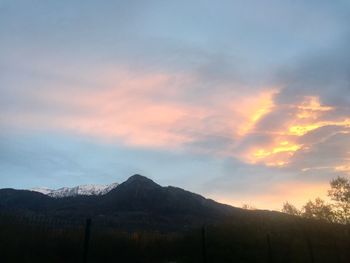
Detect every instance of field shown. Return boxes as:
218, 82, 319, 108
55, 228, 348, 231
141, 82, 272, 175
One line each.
1, 212, 350, 263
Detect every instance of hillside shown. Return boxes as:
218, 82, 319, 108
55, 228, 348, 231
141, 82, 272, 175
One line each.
1, 174, 350, 262
0, 174, 246, 230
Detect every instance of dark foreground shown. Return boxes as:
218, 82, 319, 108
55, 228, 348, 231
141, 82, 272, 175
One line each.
1, 213, 350, 263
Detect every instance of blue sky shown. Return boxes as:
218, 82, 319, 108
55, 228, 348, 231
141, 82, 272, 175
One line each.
1, 0, 350, 209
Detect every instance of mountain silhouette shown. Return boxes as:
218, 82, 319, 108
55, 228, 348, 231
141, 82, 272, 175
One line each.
0, 174, 262, 230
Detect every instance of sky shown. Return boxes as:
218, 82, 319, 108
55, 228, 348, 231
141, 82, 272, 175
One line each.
1, 0, 350, 210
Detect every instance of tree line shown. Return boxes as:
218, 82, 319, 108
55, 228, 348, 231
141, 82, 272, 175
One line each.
282, 176, 350, 224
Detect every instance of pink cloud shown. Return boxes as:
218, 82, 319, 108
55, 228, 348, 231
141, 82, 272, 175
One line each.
6, 67, 277, 150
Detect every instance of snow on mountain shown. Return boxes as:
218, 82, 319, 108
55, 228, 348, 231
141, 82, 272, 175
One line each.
31, 187, 54, 196
31, 182, 119, 198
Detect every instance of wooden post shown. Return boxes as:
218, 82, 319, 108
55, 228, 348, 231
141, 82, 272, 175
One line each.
82, 218, 92, 263
305, 236, 315, 263
201, 226, 207, 263
266, 233, 273, 263
334, 239, 341, 263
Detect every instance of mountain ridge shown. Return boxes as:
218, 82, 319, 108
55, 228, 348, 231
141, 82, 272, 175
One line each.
0, 174, 275, 231
30, 182, 119, 198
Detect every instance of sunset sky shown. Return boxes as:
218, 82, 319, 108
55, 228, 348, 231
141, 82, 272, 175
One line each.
1, 0, 349, 209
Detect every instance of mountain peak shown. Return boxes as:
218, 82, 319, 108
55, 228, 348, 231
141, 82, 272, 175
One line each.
122, 174, 160, 188
128, 173, 146, 179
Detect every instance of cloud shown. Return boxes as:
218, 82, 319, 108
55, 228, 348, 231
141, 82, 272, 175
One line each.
291, 128, 350, 175
0, 60, 278, 148
275, 34, 350, 108
1, 0, 350, 210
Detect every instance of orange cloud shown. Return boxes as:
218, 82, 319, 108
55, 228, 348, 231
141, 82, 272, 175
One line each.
4, 66, 348, 181
239, 95, 350, 168
235, 89, 277, 136
288, 120, 350, 136
335, 165, 350, 175
297, 96, 333, 112
243, 144, 301, 167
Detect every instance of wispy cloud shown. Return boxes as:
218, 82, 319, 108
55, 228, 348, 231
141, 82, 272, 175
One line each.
1, 0, 350, 209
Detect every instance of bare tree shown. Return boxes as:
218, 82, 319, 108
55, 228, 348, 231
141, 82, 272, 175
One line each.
302, 198, 335, 223
282, 202, 301, 216
328, 177, 350, 224
282, 176, 350, 224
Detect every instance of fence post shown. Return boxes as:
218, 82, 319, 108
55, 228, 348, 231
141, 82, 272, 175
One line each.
266, 233, 273, 263
201, 226, 207, 263
305, 235, 315, 263
334, 239, 341, 263
82, 218, 92, 263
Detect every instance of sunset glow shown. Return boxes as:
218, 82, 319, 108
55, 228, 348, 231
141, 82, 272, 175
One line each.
236, 89, 277, 136
1, 0, 350, 210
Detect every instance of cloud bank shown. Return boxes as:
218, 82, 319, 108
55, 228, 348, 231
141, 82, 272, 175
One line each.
1, 0, 349, 209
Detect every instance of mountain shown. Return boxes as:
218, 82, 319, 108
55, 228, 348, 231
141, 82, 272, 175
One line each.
31, 182, 119, 198
101, 174, 236, 216
0, 174, 260, 231
1, 175, 346, 262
